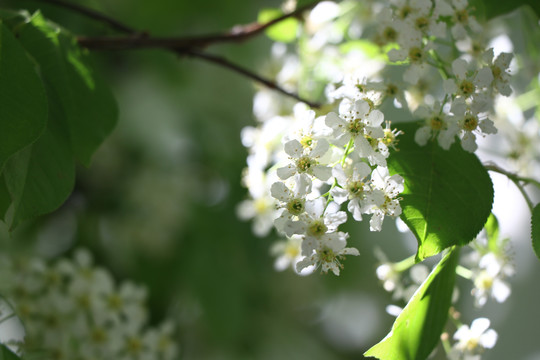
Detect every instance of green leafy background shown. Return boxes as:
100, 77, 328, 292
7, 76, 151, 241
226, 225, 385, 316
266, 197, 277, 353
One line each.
0, 1, 539, 360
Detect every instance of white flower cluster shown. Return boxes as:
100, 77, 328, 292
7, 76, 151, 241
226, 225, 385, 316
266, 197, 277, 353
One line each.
0, 249, 178, 360
374, 0, 513, 152
241, 95, 404, 275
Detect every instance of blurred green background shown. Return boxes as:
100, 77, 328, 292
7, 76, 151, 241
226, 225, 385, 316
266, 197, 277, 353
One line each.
1, 1, 540, 359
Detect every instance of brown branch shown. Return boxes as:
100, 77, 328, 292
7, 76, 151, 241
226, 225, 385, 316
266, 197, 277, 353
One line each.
30, 0, 322, 108
77, 2, 321, 50
184, 50, 321, 109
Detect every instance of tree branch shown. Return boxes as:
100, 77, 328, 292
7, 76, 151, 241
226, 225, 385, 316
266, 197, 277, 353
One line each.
30, 0, 322, 108
184, 50, 321, 109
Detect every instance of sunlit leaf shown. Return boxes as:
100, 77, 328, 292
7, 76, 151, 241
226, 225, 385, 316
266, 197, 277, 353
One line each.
258, 8, 299, 43
0, 21, 47, 170
485, 213, 500, 252
387, 122, 493, 261
14, 11, 118, 167
364, 248, 459, 360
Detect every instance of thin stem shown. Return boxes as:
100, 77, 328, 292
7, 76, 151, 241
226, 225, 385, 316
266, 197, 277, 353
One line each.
31, 0, 136, 34
393, 254, 416, 272
485, 163, 538, 212
455, 265, 473, 279
341, 139, 354, 166
185, 49, 321, 108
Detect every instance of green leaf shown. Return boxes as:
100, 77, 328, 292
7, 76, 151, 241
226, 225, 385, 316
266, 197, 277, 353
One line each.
0, 21, 47, 170
0, 344, 19, 360
14, 12, 118, 166
4, 88, 75, 228
485, 213, 500, 253
471, 0, 540, 20
258, 8, 299, 43
387, 122, 493, 261
532, 203, 540, 260
365, 249, 459, 360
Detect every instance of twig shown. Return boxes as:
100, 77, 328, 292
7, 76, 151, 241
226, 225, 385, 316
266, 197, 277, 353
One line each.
485, 163, 538, 213
77, 1, 322, 50
31, 0, 322, 108
184, 50, 321, 109
32, 0, 136, 34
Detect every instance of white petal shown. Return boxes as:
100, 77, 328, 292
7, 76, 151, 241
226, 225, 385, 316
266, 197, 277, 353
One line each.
332, 164, 348, 185
452, 58, 468, 79
480, 329, 498, 349
492, 279, 511, 303
312, 165, 332, 181
354, 136, 373, 157
495, 52, 513, 69
482, 48, 495, 63
277, 165, 297, 180
475, 67, 494, 88
479, 119, 497, 134
366, 110, 384, 127
325, 112, 346, 129
306, 198, 325, 218
353, 162, 372, 180
370, 212, 384, 231
325, 211, 347, 228
341, 247, 360, 256
331, 187, 349, 205
403, 64, 422, 85
415, 126, 432, 146
236, 200, 255, 219
284, 139, 304, 158
451, 23, 467, 39
354, 100, 371, 117
443, 79, 458, 94
434, 0, 453, 16
431, 21, 447, 38
284, 220, 307, 237
461, 131, 477, 152
470, 318, 491, 336
270, 181, 291, 201
365, 126, 384, 139
410, 264, 429, 284
453, 324, 470, 341
310, 138, 329, 158
388, 48, 408, 62
296, 256, 315, 273
348, 199, 364, 221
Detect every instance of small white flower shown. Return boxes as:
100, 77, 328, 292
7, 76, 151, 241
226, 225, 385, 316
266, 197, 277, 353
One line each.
471, 252, 513, 307
451, 97, 497, 152
331, 163, 383, 221
270, 236, 305, 273
367, 167, 404, 231
444, 59, 493, 98
449, 318, 498, 360
296, 232, 359, 275
277, 139, 332, 181
414, 102, 459, 149
482, 48, 513, 96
